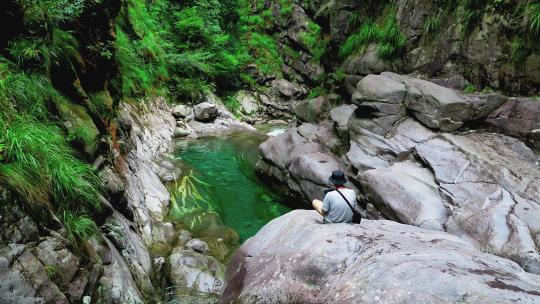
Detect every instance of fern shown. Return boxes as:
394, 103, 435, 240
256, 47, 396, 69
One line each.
525, 3, 540, 35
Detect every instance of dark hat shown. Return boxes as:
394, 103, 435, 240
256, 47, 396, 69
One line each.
329, 170, 347, 185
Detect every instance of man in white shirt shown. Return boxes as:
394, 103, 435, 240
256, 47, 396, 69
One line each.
312, 170, 357, 223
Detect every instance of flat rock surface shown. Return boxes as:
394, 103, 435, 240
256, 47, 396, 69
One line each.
221, 210, 540, 304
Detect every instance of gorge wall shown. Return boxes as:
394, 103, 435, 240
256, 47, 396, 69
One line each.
1, 0, 540, 303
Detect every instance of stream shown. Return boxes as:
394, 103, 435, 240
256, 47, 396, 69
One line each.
170, 129, 291, 242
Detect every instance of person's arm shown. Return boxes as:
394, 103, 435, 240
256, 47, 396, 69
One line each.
312, 199, 325, 215
321, 194, 331, 215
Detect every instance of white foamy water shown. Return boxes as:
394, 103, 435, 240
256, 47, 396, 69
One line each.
266, 128, 286, 137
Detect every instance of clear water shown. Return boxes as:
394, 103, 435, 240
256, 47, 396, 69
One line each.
172, 130, 291, 242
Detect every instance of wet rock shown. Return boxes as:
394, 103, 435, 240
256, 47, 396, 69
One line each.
343, 44, 392, 76
415, 132, 540, 273
352, 74, 407, 112
194, 102, 219, 123
430, 74, 469, 91
167, 248, 225, 295
101, 212, 154, 296
176, 230, 193, 248
151, 222, 176, 249
94, 237, 145, 304
100, 166, 125, 199
221, 210, 540, 304
330, 104, 357, 138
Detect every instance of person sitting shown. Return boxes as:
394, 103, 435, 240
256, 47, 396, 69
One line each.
312, 170, 358, 223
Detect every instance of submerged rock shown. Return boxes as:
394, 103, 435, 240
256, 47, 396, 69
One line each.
221, 210, 540, 304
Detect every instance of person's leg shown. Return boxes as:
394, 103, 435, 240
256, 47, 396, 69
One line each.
312, 199, 324, 215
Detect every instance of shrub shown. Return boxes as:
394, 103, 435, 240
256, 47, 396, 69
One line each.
224, 95, 242, 116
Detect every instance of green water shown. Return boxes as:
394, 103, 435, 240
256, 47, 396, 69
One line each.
172, 130, 291, 241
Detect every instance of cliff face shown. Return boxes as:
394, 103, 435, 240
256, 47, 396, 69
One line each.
247, 0, 539, 96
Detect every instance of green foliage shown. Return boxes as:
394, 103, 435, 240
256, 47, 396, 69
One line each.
307, 87, 328, 99
18, 0, 85, 31
7, 29, 79, 72
247, 32, 283, 75
339, 22, 380, 58
299, 21, 328, 62
0, 118, 101, 211
60, 210, 97, 242
464, 84, 478, 93
224, 95, 242, 117
0, 63, 54, 120
339, 11, 406, 61
279, 0, 294, 16
422, 16, 441, 34
510, 37, 529, 70
115, 0, 169, 98
67, 126, 95, 145
377, 15, 407, 60
45, 265, 60, 280
525, 3, 540, 35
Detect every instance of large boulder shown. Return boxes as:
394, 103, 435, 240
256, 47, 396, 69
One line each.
361, 161, 447, 231
235, 91, 260, 115
271, 79, 306, 99
352, 74, 407, 114
382, 72, 473, 131
193, 102, 219, 122
415, 132, 540, 273
487, 98, 540, 149
293, 96, 331, 123
330, 104, 357, 137
222, 210, 540, 304
167, 246, 225, 296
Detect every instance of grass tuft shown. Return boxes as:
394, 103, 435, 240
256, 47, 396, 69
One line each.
525, 3, 540, 35
60, 210, 97, 242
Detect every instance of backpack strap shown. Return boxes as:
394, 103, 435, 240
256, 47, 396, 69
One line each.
335, 189, 356, 214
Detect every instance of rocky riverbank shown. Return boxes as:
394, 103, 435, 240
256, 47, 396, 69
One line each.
224, 71, 540, 303
222, 210, 540, 304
